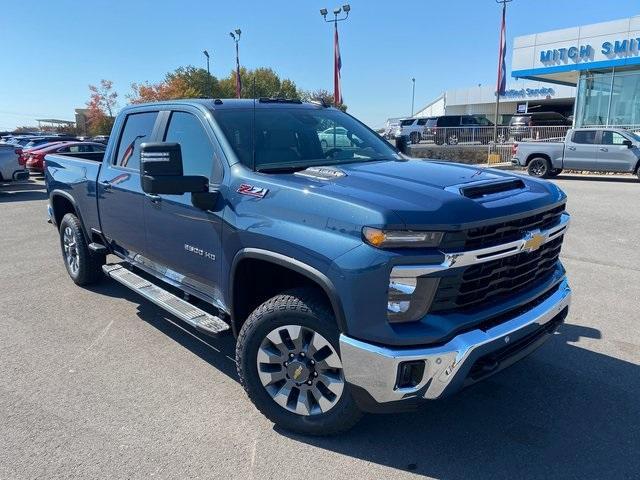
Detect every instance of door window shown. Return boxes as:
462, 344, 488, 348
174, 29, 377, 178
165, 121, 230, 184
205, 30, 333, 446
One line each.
164, 111, 220, 182
601, 131, 627, 145
115, 111, 158, 170
572, 130, 597, 144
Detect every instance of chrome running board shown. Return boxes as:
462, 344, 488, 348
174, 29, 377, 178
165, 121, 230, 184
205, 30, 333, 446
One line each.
102, 264, 229, 335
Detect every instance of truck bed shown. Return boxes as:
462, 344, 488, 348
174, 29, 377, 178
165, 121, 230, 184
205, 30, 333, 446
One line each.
45, 152, 104, 235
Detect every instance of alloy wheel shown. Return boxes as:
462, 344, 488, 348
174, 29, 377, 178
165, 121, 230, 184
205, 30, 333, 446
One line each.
256, 324, 345, 416
62, 226, 80, 275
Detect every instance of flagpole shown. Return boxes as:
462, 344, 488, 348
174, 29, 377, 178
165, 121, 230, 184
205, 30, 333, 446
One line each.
320, 5, 350, 107
494, 0, 512, 143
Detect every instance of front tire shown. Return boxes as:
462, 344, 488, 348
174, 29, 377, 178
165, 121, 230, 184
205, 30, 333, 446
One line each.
59, 213, 105, 286
527, 157, 551, 178
236, 289, 362, 435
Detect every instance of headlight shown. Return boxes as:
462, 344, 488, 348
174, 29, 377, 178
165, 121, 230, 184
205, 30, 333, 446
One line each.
363, 227, 443, 249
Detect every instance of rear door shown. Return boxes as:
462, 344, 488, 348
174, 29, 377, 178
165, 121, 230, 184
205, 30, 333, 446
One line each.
98, 110, 160, 259
143, 108, 225, 304
597, 130, 638, 172
563, 129, 598, 170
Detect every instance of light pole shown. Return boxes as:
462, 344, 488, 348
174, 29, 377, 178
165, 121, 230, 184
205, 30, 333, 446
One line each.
411, 77, 416, 117
203, 50, 211, 96
229, 29, 242, 98
493, 0, 512, 143
320, 4, 350, 107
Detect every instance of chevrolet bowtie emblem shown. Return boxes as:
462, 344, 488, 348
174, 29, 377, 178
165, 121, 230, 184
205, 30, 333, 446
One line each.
523, 231, 545, 252
293, 365, 303, 380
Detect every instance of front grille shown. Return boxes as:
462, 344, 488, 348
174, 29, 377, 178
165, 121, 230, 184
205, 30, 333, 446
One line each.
442, 203, 566, 251
430, 235, 564, 313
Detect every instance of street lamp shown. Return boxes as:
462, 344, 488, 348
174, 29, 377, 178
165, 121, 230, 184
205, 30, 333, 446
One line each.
411, 78, 416, 117
202, 50, 210, 75
320, 5, 351, 106
202, 50, 212, 96
230, 29, 242, 98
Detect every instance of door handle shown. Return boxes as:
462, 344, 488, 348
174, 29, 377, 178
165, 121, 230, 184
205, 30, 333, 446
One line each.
567, 146, 576, 151
99, 180, 111, 191
145, 193, 162, 204
599, 147, 608, 152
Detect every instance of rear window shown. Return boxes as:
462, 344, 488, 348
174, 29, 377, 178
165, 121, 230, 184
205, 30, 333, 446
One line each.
572, 130, 597, 144
400, 119, 415, 126
439, 116, 459, 127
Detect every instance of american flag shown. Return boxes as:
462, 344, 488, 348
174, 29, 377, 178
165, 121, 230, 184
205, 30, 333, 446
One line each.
334, 23, 342, 106
496, 4, 507, 96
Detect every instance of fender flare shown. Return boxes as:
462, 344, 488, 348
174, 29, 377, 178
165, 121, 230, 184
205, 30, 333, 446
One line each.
229, 248, 348, 335
49, 190, 90, 241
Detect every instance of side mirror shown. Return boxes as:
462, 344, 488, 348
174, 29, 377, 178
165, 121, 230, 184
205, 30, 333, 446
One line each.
395, 135, 409, 155
622, 139, 633, 148
140, 142, 208, 195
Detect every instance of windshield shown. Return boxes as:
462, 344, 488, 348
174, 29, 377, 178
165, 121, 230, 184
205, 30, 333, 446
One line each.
213, 107, 399, 171
628, 131, 640, 142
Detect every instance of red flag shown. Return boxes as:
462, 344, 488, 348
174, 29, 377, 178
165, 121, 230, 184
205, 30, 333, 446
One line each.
334, 23, 342, 106
496, 4, 507, 96
235, 43, 242, 98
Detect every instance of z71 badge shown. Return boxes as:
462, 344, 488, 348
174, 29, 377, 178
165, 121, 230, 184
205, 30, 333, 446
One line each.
237, 183, 268, 198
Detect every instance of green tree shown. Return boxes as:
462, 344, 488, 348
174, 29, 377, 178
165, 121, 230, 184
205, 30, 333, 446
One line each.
300, 88, 347, 111
218, 67, 300, 99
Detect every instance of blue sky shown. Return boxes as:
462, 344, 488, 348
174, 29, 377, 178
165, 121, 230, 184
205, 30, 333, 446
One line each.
0, 0, 638, 130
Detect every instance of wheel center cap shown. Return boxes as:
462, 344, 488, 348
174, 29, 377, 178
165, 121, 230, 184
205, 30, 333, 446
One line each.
286, 361, 310, 383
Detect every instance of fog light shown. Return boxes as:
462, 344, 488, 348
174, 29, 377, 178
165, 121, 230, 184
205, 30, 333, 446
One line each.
396, 361, 426, 389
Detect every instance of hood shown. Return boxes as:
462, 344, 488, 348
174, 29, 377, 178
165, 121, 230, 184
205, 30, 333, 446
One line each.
283, 159, 566, 229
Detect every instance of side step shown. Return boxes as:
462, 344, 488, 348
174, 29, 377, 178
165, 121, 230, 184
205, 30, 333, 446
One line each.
89, 242, 108, 253
102, 264, 229, 335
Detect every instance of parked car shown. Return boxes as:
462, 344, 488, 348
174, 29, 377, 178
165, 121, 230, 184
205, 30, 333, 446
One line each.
26, 142, 106, 173
18, 141, 67, 166
90, 135, 110, 144
22, 135, 79, 150
509, 112, 572, 141
424, 115, 496, 145
45, 98, 571, 435
318, 126, 360, 148
512, 127, 640, 178
0, 143, 29, 182
391, 118, 431, 144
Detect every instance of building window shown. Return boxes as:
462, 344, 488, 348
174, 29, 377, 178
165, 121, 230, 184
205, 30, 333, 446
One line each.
576, 67, 640, 128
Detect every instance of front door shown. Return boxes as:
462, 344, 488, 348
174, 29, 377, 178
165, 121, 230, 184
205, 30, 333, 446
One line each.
562, 129, 598, 171
98, 110, 160, 259
143, 109, 225, 306
597, 130, 639, 172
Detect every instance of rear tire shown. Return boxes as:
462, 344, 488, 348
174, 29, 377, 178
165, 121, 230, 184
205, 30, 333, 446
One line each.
59, 213, 105, 286
527, 157, 551, 178
236, 289, 362, 435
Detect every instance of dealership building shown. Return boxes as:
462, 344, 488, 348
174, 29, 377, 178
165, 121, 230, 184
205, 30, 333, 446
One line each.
415, 15, 640, 127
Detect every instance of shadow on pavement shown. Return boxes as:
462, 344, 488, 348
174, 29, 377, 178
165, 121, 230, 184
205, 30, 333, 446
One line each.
85, 277, 639, 478
556, 174, 638, 184
280, 321, 639, 479
86, 278, 239, 382
0, 180, 47, 202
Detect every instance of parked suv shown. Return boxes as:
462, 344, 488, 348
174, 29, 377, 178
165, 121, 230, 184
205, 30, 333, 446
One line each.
424, 115, 495, 145
394, 118, 430, 144
509, 112, 571, 141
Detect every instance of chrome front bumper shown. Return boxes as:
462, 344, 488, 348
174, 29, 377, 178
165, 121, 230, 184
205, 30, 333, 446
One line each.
340, 277, 571, 404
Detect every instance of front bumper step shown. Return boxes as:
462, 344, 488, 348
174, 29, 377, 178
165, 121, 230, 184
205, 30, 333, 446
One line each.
102, 264, 229, 335
339, 277, 571, 404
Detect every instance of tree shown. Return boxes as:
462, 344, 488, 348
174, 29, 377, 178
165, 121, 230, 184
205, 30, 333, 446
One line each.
129, 66, 219, 103
86, 80, 118, 135
300, 88, 347, 111
218, 67, 299, 99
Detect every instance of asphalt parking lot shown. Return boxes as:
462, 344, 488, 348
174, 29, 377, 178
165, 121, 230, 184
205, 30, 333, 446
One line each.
1, 175, 638, 479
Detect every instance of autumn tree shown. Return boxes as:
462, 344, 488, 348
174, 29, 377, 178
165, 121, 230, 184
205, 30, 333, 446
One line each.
129, 66, 218, 103
86, 80, 118, 135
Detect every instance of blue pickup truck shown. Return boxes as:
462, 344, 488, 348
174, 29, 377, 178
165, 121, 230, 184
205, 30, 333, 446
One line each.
45, 99, 571, 435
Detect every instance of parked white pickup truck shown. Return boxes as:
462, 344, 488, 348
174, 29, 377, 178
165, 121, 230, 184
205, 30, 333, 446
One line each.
512, 128, 640, 179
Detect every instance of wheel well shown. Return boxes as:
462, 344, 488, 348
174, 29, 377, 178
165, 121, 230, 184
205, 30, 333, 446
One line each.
526, 153, 551, 166
51, 194, 77, 227
231, 258, 333, 336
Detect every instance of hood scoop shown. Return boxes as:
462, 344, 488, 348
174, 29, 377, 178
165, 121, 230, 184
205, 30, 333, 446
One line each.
457, 179, 526, 199
295, 166, 347, 181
